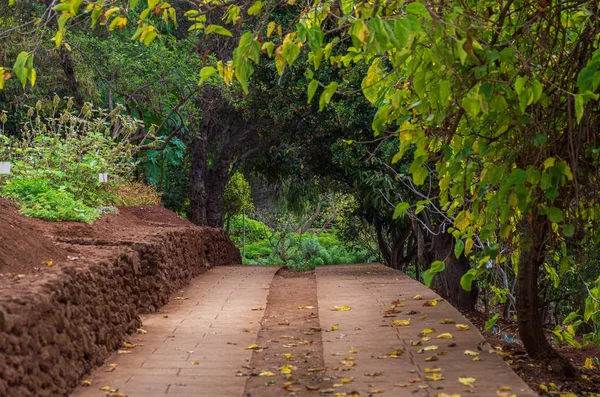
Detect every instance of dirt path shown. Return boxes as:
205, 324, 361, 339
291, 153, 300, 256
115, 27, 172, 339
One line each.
243, 269, 333, 397
71, 264, 537, 397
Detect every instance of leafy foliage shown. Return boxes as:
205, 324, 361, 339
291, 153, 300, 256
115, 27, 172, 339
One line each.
0, 98, 138, 222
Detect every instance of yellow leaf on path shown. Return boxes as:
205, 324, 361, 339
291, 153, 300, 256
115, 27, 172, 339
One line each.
341, 378, 353, 383
422, 336, 431, 341
100, 386, 111, 391
279, 364, 296, 374
122, 342, 136, 349
423, 345, 439, 351
283, 353, 293, 359
191, 361, 199, 365
244, 344, 262, 350
44, 260, 53, 267
370, 390, 385, 394
117, 350, 131, 354
455, 324, 470, 331
330, 324, 339, 331
411, 340, 422, 346
259, 371, 276, 377
425, 373, 444, 381
440, 319, 456, 324
81, 378, 92, 386
136, 328, 147, 334
307, 367, 326, 372
341, 360, 356, 367
333, 305, 351, 311
174, 296, 188, 300
584, 357, 596, 369
498, 386, 511, 391
425, 356, 439, 362
298, 305, 314, 309
389, 349, 404, 357
424, 367, 442, 373
458, 377, 476, 386
392, 319, 411, 326
420, 328, 436, 335
436, 333, 453, 339
252, 307, 265, 311
423, 300, 437, 307
464, 350, 479, 356
348, 348, 357, 354
283, 382, 301, 392
414, 294, 423, 300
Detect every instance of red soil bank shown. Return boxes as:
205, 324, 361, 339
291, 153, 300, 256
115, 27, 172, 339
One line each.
0, 199, 241, 396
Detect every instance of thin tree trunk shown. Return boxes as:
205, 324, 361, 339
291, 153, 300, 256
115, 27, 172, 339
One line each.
59, 47, 83, 107
516, 211, 576, 377
189, 135, 208, 226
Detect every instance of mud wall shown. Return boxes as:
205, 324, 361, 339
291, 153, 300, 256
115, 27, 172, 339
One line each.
0, 227, 241, 396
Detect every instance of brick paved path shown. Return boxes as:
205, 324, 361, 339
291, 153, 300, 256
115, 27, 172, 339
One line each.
317, 264, 537, 396
71, 266, 278, 397
72, 264, 536, 397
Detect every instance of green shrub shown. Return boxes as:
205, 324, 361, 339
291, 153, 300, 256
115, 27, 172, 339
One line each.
0, 99, 140, 222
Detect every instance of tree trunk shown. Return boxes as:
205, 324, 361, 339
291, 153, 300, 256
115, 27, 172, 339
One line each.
516, 211, 576, 377
189, 135, 208, 225
59, 47, 84, 107
431, 232, 478, 311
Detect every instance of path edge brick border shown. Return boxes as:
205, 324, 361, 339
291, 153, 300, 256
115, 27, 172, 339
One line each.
0, 227, 241, 397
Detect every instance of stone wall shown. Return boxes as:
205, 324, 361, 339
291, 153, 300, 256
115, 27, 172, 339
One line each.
0, 227, 241, 396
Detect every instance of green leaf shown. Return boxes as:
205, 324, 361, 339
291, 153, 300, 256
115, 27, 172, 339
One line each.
460, 269, 477, 292
198, 66, 216, 85
261, 41, 275, 57
546, 207, 564, 223
307, 80, 318, 104
454, 240, 465, 258
319, 82, 338, 111
574, 94, 584, 124
484, 314, 499, 332
205, 25, 233, 37
405, 2, 431, 20
412, 166, 428, 185
129, 0, 140, 10
247, 1, 263, 15
422, 260, 445, 287
393, 202, 410, 219
514, 76, 526, 94
562, 224, 575, 237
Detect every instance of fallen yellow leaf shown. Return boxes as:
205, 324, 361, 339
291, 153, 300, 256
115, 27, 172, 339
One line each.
455, 324, 470, 331
44, 260, 53, 267
498, 386, 511, 391
244, 344, 262, 350
330, 324, 339, 331
436, 333, 453, 339
259, 371, 276, 377
100, 386, 111, 391
559, 393, 578, 397
584, 357, 596, 369
422, 345, 439, 351
298, 305, 315, 309
424, 367, 442, 373
341, 378, 353, 383
425, 356, 439, 362
414, 294, 423, 300
440, 319, 456, 324
283, 353, 293, 359
174, 296, 188, 300
122, 342, 136, 349
116, 350, 131, 354
458, 377, 476, 386
370, 390, 385, 394
392, 319, 411, 326
191, 361, 199, 365
423, 300, 437, 307
136, 328, 147, 334
425, 373, 444, 381
389, 349, 404, 357
420, 328, 436, 335
333, 305, 351, 311
348, 348, 357, 354
279, 364, 296, 374
81, 378, 92, 386
464, 350, 479, 356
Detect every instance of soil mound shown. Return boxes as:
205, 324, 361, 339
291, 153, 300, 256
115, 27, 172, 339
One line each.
0, 199, 68, 274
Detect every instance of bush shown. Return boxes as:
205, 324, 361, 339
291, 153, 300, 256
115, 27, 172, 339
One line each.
0, 99, 142, 222
108, 180, 162, 206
